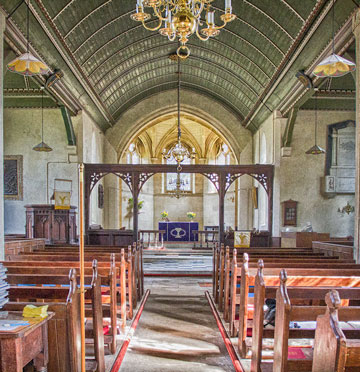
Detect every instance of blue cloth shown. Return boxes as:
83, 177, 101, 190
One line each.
159, 221, 199, 241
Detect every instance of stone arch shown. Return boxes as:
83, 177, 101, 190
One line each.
105, 90, 252, 163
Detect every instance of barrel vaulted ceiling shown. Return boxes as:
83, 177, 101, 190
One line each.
0, 0, 358, 132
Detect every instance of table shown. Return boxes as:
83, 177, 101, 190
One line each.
159, 221, 199, 242
0, 311, 54, 372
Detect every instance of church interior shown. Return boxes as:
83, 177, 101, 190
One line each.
1, 0, 360, 371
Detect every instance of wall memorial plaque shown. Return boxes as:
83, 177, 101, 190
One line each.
4, 155, 23, 200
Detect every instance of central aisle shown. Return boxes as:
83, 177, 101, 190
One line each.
119, 277, 236, 372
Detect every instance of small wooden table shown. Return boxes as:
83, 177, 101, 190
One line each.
0, 311, 54, 372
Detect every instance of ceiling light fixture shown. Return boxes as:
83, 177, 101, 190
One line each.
7, 0, 50, 76
306, 91, 325, 155
162, 55, 196, 170
131, 0, 235, 59
313, 0, 355, 77
33, 88, 52, 152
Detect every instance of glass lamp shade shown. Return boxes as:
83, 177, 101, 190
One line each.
7, 52, 50, 76
33, 141, 52, 152
305, 144, 326, 155
313, 54, 355, 77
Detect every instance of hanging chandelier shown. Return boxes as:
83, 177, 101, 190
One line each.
33, 88, 52, 152
162, 55, 196, 170
131, 0, 235, 59
7, 0, 50, 76
169, 173, 188, 199
313, 0, 355, 77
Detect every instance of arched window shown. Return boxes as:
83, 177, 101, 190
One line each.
216, 142, 231, 165
126, 142, 141, 164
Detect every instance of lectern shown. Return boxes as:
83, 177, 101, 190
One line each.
25, 204, 77, 245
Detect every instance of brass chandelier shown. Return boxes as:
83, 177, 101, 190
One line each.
131, 0, 235, 58
162, 56, 196, 170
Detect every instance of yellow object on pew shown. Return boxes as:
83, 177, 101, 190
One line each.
22, 305, 49, 319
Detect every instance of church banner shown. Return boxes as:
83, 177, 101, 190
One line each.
234, 231, 251, 248
54, 191, 71, 210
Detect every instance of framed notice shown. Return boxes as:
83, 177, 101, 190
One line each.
234, 231, 251, 248
4, 155, 23, 200
54, 191, 71, 210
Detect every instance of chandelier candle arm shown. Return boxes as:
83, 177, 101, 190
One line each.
131, 0, 235, 58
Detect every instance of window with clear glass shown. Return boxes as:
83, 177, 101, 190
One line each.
127, 143, 141, 164
166, 156, 192, 191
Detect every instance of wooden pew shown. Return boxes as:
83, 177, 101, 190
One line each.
8, 249, 138, 318
214, 245, 353, 308
5, 268, 104, 372
272, 271, 360, 372
222, 250, 358, 326
312, 290, 360, 372
6, 259, 119, 354
250, 264, 360, 371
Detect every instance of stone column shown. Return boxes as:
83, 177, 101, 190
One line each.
353, 10, 360, 262
272, 111, 286, 245
0, 13, 5, 260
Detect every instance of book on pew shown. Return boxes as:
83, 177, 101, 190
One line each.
0, 264, 9, 311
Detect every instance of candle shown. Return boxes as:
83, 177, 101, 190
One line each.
137, 0, 143, 6
165, 6, 172, 24
225, 0, 231, 8
207, 11, 214, 25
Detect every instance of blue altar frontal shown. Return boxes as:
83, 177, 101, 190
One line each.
159, 222, 199, 242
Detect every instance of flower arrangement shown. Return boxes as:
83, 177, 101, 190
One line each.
160, 211, 169, 220
187, 211, 196, 220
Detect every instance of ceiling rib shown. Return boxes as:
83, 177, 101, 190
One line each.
33, 0, 115, 124
63, 0, 112, 39
97, 52, 261, 100
87, 33, 273, 82
111, 82, 244, 120
74, 19, 278, 70
243, 0, 328, 128
280, 0, 305, 22
103, 70, 254, 113
242, 0, 295, 40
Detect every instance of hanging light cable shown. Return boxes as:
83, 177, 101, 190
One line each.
7, 0, 50, 76
306, 90, 326, 155
313, 0, 355, 77
162, 54, 196, 171
33, 88, 53, 152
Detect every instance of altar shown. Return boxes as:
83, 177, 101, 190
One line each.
159, 221, 199, 242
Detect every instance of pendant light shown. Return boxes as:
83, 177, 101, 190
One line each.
33, 88, 52, 152
313, 0, 355, 77
7, 0, 50, 76
162, 54, 196, 171
306, 91, 325, 155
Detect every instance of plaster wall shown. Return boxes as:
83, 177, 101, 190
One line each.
280, 110, 355, 237
4, 108, 79, 234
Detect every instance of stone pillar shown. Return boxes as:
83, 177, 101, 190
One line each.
353, 10, 360, 262
272, 111, 286, 244
0, 14, 5, 260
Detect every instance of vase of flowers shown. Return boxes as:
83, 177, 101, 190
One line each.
161, 211, 169, 221
187, 211, 196, 221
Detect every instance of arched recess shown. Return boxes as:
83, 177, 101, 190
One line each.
105, 90, 252, 163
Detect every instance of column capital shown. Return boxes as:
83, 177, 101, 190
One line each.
353, 8, 360, 36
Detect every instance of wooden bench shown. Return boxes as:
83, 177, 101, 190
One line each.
5, 268, 104, 372
250, 269, 360, 371
219, 249, 356, 321
7, 249, 139, 318
312, 290, 360, 372
6, 259, 119, 355
214, 245, 352, 307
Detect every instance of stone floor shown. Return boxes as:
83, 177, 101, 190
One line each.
118, 277, 236, 372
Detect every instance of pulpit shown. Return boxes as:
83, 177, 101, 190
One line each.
159, 221, 199, 242
25, 204, 77, 245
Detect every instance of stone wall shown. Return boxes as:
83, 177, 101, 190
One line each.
4, 108, 118, 234
255, 110, 356, 238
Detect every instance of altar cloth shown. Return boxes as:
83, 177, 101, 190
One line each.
159, 222, 199, 242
